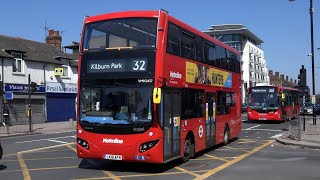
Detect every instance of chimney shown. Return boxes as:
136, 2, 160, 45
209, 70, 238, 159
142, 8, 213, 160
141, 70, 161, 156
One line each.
275, 72, 279, 78
280, 74, 284, 80
46, 30, 62, 50
294, 80, 297, 84
286, 76, 288, 81
269, 70, 273, 75
290, 78, 293, 82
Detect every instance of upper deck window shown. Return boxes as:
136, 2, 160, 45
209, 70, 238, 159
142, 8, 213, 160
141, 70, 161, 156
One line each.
83, 18, 157, 51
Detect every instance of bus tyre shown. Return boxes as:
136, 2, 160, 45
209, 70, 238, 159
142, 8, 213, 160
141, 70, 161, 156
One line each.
223, 126, 230, 146
182, 137, 194, 163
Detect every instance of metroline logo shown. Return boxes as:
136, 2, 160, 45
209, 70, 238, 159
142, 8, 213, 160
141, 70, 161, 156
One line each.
170, 71, 182, 79
102, 138, 124, 144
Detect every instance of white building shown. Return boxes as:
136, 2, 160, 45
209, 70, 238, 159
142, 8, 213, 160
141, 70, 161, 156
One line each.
0, 31, 78, 124
204, 24, 269, 103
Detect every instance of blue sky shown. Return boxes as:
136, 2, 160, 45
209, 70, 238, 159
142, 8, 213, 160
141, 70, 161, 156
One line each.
1, 0, 320, 91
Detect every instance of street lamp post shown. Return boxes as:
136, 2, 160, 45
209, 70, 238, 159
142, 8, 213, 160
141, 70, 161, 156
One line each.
290, 0, 316, 125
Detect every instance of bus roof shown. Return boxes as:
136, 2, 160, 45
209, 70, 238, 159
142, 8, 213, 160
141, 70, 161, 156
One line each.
84, 10, 240, 55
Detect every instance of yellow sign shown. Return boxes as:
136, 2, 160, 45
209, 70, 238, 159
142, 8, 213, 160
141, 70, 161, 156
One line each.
281, 93, 286, 99
54, 68, 64, 76
186, 62, 232, 88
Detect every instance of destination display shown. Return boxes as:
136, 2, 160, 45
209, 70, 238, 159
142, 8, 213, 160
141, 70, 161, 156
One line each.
251, 88, 275, 93
87, 58, 148, 73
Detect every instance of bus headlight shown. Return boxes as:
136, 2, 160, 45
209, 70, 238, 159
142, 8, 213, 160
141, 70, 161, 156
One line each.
77, 138, 89, 150
139, 140, 159, 153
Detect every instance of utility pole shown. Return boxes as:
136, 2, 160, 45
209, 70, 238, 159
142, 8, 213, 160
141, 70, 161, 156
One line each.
28, 74, 32, 132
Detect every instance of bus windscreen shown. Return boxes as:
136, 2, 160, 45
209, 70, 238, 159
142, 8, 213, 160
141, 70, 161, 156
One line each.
83, 18, 158, 51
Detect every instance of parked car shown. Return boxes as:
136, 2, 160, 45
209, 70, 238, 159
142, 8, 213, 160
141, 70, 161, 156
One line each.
301, 102, 314, 115
300, 102, 320, 115
0, 140, 2, 160
242, 103, 247, 113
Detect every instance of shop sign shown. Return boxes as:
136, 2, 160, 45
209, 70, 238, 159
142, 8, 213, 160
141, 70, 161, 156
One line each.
46, 82, 77, 93
5, 83, 45, 93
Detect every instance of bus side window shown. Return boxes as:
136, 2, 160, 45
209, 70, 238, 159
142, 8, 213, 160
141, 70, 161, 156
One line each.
167, 23, 181, 56
181, 31, 196, 60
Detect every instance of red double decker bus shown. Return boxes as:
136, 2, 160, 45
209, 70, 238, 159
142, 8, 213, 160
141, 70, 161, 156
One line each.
247, 86, 300, 121
77, 10, 241, 163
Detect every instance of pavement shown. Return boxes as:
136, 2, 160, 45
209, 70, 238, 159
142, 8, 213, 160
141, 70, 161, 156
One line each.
276, 131, 320, 149
0, 120, 76, 138
276, 118, 320, 149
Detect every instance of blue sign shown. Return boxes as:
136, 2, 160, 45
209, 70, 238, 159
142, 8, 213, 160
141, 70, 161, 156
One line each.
5, 92, 13, 100
5, 83, 45, 93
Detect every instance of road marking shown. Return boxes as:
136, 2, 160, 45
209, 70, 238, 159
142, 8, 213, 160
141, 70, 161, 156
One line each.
243, 129, 282, 132
0, 130, 76, 140
17, 152, 31, 180
203, 154, 229, 162
175, 166, 200, 177
1, 156, 76, 162
192, 156, 237, 161
74, 170, 210, 180
29, 166, 78, 171
223, 146, 250, 152
18, 142, 75, 154
194, 140, 274, 180
270, 132, 285, 139
101, 171, 121, 180
238, 139, 256, 143
15, 135, 75, 144
246, 125, 260, 130
47, 139, 69, 144
65, 144, 77, 153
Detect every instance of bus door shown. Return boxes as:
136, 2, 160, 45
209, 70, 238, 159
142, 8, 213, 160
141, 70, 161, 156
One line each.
205, 92, 216, 147
163, 89, 181, 161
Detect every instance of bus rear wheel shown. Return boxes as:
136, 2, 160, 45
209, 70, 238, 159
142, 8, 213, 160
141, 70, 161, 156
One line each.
223, 125, 230, 146
182, 137, 194, 163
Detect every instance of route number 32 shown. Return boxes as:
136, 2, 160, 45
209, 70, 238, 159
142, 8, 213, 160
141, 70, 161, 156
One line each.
132, 60, 146, 71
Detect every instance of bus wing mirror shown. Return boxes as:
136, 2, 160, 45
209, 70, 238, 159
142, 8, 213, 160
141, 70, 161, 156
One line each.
153, 88, 162, 104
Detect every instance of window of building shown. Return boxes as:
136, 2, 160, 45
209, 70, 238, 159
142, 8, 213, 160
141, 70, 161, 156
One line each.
12, 52, 24, 74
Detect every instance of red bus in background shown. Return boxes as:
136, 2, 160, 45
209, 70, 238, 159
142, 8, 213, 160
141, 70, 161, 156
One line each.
247, 86, 300, 121
76, 10, 241, 164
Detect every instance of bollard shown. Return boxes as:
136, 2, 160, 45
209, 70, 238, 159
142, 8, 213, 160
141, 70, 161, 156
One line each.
69, 118, 73, 127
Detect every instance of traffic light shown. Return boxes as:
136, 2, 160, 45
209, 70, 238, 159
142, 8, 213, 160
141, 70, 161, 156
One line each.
30, 82, 37, 93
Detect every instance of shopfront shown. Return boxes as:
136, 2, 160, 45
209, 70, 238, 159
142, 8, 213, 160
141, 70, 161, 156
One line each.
4, 83, 46, 125
46, 82, 77, 122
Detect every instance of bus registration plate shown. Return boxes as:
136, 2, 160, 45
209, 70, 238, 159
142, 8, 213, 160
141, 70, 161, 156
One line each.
104, 154, 122, 160
259, 118, 267, 120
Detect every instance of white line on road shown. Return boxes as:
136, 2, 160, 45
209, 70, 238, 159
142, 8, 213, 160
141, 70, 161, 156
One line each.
15, 135, 75, 144
270, 132, 285, 139
243, 129, 282, 132
47, 139, 68, 144
246, 125, 260, 130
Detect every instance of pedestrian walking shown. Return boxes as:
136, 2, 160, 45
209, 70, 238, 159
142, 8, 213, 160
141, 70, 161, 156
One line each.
3, 103, 10, 126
